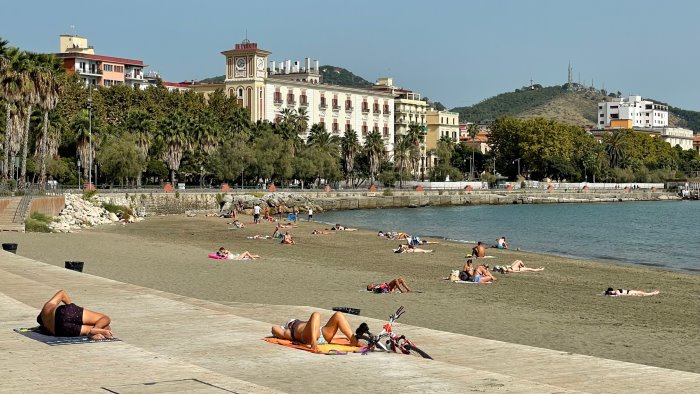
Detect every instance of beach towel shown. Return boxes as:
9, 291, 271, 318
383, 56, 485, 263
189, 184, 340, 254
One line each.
263, 337, 361, 354
14, 327, 121, 346
452, 280, 492, 284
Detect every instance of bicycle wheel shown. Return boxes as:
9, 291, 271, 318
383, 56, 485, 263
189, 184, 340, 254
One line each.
404, 344, 433, 360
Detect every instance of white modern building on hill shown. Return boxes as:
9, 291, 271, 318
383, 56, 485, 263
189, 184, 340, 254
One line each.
597, 95, 668, 129
596, 95, 693, 150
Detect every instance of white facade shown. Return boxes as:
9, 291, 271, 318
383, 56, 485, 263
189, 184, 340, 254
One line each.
597, 95, 668, 128
657, 127, 694, 150
264, 79, 395, 154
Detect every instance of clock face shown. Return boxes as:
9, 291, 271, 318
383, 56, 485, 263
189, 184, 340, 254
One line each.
235, 57, 246, 70
257, 58, 265, 71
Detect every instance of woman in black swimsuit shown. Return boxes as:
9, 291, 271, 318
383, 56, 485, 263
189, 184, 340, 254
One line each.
36, 289, 113, 339
604, 287, 660, 296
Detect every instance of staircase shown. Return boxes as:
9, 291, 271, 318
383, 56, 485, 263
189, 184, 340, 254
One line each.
0, 197, 25, 232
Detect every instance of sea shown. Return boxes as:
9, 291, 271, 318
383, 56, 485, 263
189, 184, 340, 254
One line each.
316, 200, 700, 274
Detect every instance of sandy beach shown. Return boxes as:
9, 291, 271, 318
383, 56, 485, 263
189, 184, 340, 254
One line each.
5, 214, 700, 373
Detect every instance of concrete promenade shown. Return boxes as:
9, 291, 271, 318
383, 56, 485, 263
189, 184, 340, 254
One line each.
1, 252, 698, 393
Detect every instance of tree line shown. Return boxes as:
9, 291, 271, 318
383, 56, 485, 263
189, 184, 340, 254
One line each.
2, 38, 699, 191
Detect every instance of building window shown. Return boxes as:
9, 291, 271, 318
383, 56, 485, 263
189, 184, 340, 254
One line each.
346, 122, 352, 132
383, 126, 389, 137
332, 120, 339, 132
332, 96, 340, 110
320, 96, 327, 109
300, 93, 308, 106
274, 91, 282, 104
319, 118, 325, 130
287, 93, 295, 104
104, 64, 113, 72
345, 99, 353, 111
362, 101, 369, 112
362, 122, 368, 136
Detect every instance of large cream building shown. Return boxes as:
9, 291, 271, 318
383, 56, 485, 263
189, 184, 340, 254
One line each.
202, 40, 396, 155
425, 109, 460, 167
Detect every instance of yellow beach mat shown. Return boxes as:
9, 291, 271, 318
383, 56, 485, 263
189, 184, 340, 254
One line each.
263, 337, 362, 354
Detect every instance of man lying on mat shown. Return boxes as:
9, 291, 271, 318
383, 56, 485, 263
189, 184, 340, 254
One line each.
36, 289, 113, 339
271, 312, 360, 352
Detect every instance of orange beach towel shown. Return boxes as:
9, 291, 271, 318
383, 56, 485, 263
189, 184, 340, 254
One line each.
263, 337, 362, 354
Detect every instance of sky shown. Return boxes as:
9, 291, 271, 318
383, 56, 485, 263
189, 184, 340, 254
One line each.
3, 0, 699, 110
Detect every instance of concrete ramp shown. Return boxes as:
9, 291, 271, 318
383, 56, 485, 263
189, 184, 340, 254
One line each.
1, 252, 698, 393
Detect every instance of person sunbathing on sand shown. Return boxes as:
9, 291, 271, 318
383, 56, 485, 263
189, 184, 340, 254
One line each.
217, 247, 260, 260
497, 260, 544, 273
471, 241, 486, 258
281, 231, 296, 245
271, 312, 360, 352
367, 277, 412, 293
334, 224, 357, 231
311, 229, 335, 235
604, 288, 659, 297
394, 244, 433, 253
462, 259, 496, 282
248, 234, 271, 240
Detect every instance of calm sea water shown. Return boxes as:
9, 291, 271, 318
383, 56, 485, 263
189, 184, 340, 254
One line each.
316, 201, 700, 274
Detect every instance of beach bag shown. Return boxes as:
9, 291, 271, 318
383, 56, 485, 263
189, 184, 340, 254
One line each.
448, 270, 460, 282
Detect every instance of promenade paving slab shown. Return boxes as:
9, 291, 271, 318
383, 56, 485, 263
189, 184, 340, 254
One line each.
1, 251, 698, 393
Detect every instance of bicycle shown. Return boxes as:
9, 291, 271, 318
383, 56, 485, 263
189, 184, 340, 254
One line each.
355, 306, 433, 360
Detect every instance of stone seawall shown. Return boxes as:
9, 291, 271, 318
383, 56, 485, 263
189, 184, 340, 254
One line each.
89, 190, 681, 216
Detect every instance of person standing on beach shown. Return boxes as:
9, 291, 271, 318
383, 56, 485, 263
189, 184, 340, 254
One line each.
276, 204, 285, 221
308, 207, 313, 221
253, 204, 261, 224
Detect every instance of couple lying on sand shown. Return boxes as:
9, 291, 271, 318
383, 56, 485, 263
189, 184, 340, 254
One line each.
216, 247, 260, 260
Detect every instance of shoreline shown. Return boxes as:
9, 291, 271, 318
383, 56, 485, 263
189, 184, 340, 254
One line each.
5, 214, 700, 373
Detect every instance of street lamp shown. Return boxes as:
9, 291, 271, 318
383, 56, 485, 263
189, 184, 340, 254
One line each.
513, 158, 521, 178
77, 159, 81, 189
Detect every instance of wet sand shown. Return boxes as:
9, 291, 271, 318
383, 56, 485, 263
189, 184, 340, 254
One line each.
5, 214, 700, 373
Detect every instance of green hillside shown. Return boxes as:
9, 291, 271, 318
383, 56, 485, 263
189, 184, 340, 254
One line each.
452, 84, 700, 132
319, 65, 372, 88
198, 65, 373, 88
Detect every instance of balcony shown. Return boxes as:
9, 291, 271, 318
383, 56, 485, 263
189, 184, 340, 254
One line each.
344, 106, 353, 112
77, 68, 102, 76
373, 108, 381, 114
332, 105, 341, 111
361, 107, 370, 114
287, 99, 296, 105
273, 98, 283, 105
383, 108, 391, 115
124, 74, 143, 80
319, 103, 327, 110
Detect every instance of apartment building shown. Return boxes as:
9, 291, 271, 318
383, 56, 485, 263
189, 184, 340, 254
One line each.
55, 34, 148, 89
596, 95, 693, 149
425, 109, 459, 167
598, 95, 668, 129
195, 39, 395, 156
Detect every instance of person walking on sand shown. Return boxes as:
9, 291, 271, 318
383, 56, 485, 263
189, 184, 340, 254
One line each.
253, 204, 261, 224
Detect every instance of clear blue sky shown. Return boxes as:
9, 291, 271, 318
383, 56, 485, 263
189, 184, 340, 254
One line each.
3, 0, 699, 110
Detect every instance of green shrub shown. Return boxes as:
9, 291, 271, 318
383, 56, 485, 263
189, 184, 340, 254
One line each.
382, 188, 394, 196
215, 193, 225, 204
25, 214, 51, 233
30, 212, 53, 223
101, 202, 134, 219
83, 190, 98, 200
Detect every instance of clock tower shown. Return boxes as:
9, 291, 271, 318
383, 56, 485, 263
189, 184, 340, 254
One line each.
221, 39, 271, 122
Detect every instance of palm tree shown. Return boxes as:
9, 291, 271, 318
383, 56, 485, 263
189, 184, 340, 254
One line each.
393, 135, 411, 188
295, 107, 309, 135
339, 128, 360, 186
604, 130, 627, 169
158, 110, 190, 184
17, 52, 40, 189
73, 110, 92, 179
125, 109, 153, 187
306, 123, 338, 153
404, 123, 423, 176
1, 46, 30, 185
364, 130, 385, 185
35, 54, 64, 191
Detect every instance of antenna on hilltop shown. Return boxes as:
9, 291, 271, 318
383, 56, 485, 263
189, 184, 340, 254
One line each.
567, 61, 573, 85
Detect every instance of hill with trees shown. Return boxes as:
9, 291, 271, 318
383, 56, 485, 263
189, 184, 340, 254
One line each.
451, 84, 700, 132
198, 65, 373, 88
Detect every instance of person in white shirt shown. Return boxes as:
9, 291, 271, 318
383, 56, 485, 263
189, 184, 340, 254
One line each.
307, 207, 313, 221
253, 204, 261, 224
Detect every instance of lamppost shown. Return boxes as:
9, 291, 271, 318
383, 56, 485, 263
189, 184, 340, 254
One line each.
513, 158, 521, 178
77, 159, 81, 190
